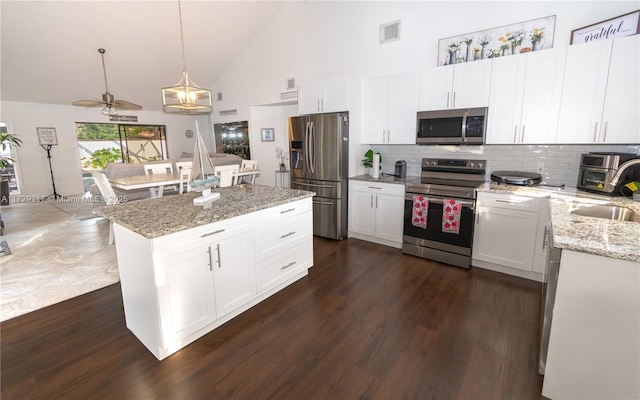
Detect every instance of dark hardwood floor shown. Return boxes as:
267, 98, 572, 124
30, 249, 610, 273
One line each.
1, 237, 545, 399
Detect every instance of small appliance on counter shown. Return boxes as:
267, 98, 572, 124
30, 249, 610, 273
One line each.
491, 171, 542, 186
395, 160, 407, 178
577, 152, 640, 195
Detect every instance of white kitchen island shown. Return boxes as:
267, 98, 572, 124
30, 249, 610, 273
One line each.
97, 185, 315, 360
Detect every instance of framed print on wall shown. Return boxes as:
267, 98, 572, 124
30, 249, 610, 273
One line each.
36, 127, 58, 145
261, 128, 275, 142
570, 10, 640, 45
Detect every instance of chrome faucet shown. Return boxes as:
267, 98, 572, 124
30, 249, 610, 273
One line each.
608, 158, 640, 189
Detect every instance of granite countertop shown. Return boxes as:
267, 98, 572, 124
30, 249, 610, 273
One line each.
478, 182, 640, 262
95, 184, 315, 239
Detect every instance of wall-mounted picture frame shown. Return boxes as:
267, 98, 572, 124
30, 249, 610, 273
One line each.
36, 127, 58, 145
437, 15, 556, 66
261, 128, 274, 142
570, 10, 640, 45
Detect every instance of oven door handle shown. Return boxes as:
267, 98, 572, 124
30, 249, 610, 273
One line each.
405, 194, 474, 208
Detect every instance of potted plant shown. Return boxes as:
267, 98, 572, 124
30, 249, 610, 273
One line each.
362, 149, 381, 175
0, 131, 23, 205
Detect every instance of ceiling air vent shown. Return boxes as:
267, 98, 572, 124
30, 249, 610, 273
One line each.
216, 92, 223, 101
280, 90, 298, 101
380, 20, 400, 44
219, 109, 238, 116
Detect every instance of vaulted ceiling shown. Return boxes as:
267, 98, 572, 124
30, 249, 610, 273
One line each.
1, 1, 282, 112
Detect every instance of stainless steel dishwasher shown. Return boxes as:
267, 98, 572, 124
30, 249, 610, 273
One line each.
539, 222, 562, 375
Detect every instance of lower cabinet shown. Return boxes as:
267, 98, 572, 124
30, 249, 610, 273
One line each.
348, 180, 404, 248
472, 191, 549, 281
113, 198, 313, 360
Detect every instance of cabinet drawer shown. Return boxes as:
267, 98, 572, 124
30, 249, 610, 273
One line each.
476, 192, 542, 212
255, 212, 312, 262
154, 214, 253, 255
256, 242, 312, 293
254, 198, 312, 225
350, 180, 404, 196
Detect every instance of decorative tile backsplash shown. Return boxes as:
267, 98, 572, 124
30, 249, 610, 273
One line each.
372, 144, 640, 187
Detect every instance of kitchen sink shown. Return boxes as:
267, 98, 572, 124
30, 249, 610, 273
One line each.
571, 205, 640, 222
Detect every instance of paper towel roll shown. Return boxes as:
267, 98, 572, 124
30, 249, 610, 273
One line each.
372, 153, 380, 179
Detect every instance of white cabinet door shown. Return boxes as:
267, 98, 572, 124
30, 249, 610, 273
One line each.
556, 40, 612, 143
600, 34, 640, 144
211, 231, 256, 317
473, 205, 538, 271
387, 70, 420, 144
486, 55, 527, 144
349, 189, 376, 236
161, 247, 217, 343
486, 49, 565, 144
419, 66, 455, 110
519, 48, 566, 144
451, 61, 492, 109
373, 193, 405, 243
362, 75, 389, 144
298, 77, 350, 114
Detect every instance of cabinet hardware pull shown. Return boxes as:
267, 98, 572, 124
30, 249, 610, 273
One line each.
513, 125, 518, 142
602, 121, 608, 142
375, 195, 379, 209
317, 99, 320, 112
280, 208, 295, 214
593, 122, 598, 142
521, 125, 526, 142
496, 200, 519, 204
542, 225, 549, 250
446, 92, 450, 109
216, 243, 221, 268
368, 186, 382, 190
202, 229, 225, 238
281, 261, 296, 270
452, 92, 456, 108
207, 247, 213, 271
370, 194, 374, 208
280, 231, 295, 239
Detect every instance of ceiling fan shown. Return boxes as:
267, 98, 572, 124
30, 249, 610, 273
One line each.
72, 48, 142, 116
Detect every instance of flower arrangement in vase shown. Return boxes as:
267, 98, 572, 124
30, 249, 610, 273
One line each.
508, 30, 525, 54
530, 28, 545, 51
275, 146, 289, 171
446, 42, 460, 65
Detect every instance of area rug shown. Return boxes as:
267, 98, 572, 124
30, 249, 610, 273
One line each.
50, 197, 106, 220
0, 241, 11, 256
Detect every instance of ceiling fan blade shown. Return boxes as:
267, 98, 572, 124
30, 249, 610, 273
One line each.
72, 99, 104, 107
113, 99, 143, 110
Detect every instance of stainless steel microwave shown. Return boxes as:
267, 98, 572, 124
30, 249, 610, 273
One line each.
416, 107, 488, 145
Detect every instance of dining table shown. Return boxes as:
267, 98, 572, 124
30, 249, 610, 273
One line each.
108, 169, 261, 198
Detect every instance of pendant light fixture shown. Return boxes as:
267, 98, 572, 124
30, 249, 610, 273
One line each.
161, 0, 212, 115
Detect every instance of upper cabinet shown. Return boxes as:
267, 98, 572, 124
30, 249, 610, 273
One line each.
362, 70, 420, 144
419, 61, 492, 111
486, 48, 566, 144
556, 35, 640, 144
297, 76, 352, 115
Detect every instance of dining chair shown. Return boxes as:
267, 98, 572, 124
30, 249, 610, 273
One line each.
175, 161, 193, 194
213, 164, 240, 188
240, 160, 259, 184
91, 171, 121, 245
143, 162, 175, 197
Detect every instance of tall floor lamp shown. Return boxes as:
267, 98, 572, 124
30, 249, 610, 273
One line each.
37, 127, 61, 199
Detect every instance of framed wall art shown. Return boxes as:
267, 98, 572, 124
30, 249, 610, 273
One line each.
36, 127, 58, 145
261, 128, 274, 142
437, 15, 556, 66
570, 10, 639, 45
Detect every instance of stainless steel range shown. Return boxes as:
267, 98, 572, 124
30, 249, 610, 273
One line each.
403, 158, 486, 269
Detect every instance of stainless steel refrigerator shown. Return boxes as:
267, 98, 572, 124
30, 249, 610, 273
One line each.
289, 112, 349, 240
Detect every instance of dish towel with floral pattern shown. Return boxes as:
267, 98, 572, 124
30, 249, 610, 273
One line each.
412, 195, 428, 229
442, 198, 462, 234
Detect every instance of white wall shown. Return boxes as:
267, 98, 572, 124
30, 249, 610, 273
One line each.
0, 101, 212, 196
249, 104, 297, 186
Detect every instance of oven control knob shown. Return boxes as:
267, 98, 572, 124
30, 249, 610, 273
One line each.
431, 160, 437, 166
468, 161, 475, 168
477, 162, 484, 169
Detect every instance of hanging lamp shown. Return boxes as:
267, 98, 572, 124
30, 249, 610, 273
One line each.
161, 0, 212, 115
